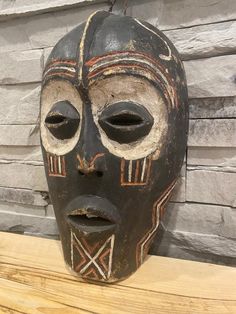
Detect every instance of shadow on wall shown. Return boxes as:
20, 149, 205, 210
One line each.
151, 224, 236, 267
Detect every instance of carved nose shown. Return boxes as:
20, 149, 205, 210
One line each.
77, 153, 105, 177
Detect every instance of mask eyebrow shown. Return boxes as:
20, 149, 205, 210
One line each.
42, 59, 77, 84
86, 51, 178, 110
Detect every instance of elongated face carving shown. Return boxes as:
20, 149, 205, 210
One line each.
40, 11, 188, 282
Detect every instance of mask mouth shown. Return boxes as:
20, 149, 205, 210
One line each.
66, 195, 120, 232
68, 208, 115, 228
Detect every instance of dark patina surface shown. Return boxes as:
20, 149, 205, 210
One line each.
40, 11, 188, 283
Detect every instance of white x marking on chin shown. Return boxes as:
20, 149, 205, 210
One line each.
73, 233, 114, 280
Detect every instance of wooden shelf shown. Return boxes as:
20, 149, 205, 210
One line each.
0, 231, 235, 313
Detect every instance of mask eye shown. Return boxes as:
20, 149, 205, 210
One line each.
107, 112, 143, 126
45, 100, 80, 140
98, 101, 154, 144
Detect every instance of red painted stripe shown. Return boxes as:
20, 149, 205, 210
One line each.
88, 63, 174, 109
43, 71, 75, 79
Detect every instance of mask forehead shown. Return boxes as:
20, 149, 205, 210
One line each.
86, 50, 179, 110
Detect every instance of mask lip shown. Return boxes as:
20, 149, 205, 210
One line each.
65, 195, 121, 225
68, 208, 114, 224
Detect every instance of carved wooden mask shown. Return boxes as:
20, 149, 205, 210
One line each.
40, 11, 188, 283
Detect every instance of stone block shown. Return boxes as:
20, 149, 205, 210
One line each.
113, 0, 161, 28
159, 0, 236, 30
186, 168, 236, 207
0, 201, 45, 217
32, 164, 49, 191
163, 202, 236, 239
0, 162, 48, 191
165, 21, 236, 60
180, 162, 186, 177
113, 0, 236, 30
170, 176, 185, 203
151, 231, 236, 266
0, 3, 109, 53
0, 146, 43, 162
0, 20, 31, 53
0, 0, 108, 21
167, 231, 236, 258
0, 50, 43, 84
43, 47, 53, 66
0, 210, 58, 236
46, 205, 55, 218
188, 119, 236, 147
52, 3, 109, 33
188, 147, 236, 167
184, 55, 236, 98
0, 84, 40, 124
0, 125, 40, 146
220, 208, 236, 239
0, 187, 48, 207
189, 97, 236, 119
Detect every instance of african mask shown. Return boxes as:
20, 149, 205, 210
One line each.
40, 11, 188, 283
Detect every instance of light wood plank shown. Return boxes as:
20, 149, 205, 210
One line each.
0, 232, 235, 313
0, 278, 89, 314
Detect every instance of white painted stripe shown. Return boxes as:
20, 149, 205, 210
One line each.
73, 232, 107, 280
58, 156, 62, 174
128, 160, 133, 182
50, 156, 54, 173
44, 66, 76, 77
88, 58, 175, 106
141, 158, 147, 182
71, 230, 74, 269
140, 204, 159, 264
78, 11, 98, 82
134, 19, 172, 61
89, 56, 159, 73
88, 57, 169, 86
140, 184, 176, 263
107, 235, 115, 279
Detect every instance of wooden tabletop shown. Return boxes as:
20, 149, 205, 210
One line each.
0, 231, 235, 314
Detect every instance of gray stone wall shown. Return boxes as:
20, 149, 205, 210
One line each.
0, 0, 235, 265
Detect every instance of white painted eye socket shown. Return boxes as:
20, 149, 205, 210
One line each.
40, 80, 82, 155
89, 75, 168, 160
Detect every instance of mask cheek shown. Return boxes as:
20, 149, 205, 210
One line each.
46, 153, 67, 177
40, 80, 83, 156
120, 156, 152, 186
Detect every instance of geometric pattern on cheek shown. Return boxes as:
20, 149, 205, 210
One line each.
136, 179, 177, 268
120, 156, 152, 186
70, 232, 115, 281
47, 153, 66, 177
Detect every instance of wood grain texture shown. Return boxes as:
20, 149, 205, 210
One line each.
0, 232, 235, 314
